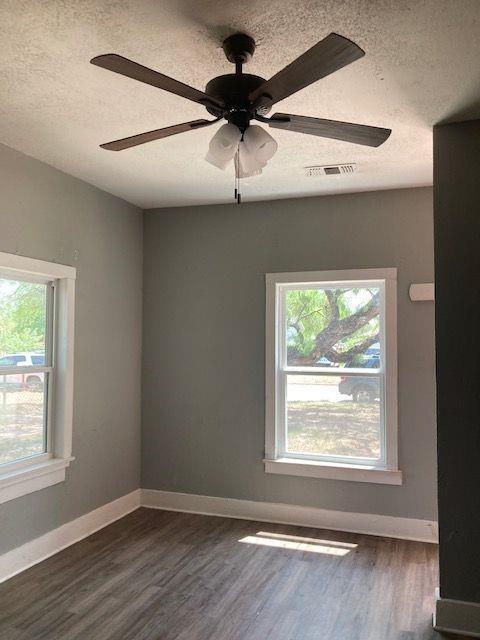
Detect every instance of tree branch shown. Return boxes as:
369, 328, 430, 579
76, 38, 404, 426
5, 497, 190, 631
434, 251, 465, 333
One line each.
288, 291, 380, 366
325, 333, 379, 363
324, 289, 340, 324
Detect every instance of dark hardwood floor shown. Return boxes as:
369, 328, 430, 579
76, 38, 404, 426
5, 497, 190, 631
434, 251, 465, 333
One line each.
0, 508, 462, 639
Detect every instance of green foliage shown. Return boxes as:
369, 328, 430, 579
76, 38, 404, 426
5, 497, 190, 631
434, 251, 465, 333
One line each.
0, 280, 46, 355
286, 289, 331, 358
286, 288, 379, 363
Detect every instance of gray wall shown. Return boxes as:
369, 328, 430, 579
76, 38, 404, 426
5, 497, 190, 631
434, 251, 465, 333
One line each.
434, 120, 480, 602
0, 144, 143, 555
142, 187, 436, 520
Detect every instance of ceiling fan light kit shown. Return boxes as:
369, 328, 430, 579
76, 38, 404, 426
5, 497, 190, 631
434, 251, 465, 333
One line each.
205, 123, 242, 170
206, 124, 278, 178
91, 31, 391, 203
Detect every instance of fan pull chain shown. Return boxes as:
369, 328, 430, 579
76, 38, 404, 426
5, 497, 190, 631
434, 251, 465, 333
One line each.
234, 146, 241, 204
233, 148, 236, 202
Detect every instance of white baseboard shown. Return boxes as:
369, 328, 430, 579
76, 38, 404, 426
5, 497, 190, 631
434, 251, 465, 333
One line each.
141, 489, 438, 543
0, 489, 141, 584
434, 589, 480, 637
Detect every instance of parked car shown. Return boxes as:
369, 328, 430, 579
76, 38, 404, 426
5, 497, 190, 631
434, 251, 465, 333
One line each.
363, 343, 380, 358
316, 356, 334, 367
0, 352, 45, 388
338, 357, 380, 402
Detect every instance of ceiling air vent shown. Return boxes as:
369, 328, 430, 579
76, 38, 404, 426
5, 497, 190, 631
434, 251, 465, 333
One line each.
304, 164, 356, 177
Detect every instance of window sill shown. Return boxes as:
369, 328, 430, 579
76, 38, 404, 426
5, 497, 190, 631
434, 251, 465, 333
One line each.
264, 458, 403, 485
0, 456, 74, 505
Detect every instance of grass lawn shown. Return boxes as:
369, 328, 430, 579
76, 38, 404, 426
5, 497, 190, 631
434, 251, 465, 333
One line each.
287, 400, 381, 459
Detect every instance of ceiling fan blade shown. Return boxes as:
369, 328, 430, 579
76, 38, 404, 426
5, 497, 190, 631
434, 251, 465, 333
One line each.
100, 119, 218, 151
249, 33, 364, 109
267, 113, 391, 147
91, 54, 224, 110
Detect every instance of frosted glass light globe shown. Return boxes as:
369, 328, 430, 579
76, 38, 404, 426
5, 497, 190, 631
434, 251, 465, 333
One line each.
205, 123, 242, 170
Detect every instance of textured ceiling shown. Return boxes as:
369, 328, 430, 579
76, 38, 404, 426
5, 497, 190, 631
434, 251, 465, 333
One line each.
1, 0, 480, 208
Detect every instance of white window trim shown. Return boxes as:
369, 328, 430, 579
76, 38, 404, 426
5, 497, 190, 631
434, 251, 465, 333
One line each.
265, 268, 401, 485
0, 251, 76, 504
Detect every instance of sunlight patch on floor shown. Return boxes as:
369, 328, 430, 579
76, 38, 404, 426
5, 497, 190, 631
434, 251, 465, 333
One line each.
238, 531, 358, 555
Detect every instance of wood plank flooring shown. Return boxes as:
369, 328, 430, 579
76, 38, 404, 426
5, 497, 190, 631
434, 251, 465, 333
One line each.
0, 508, 462, 639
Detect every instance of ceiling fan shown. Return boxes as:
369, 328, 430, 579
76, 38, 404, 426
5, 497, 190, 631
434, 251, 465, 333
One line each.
91, 32, 391, 202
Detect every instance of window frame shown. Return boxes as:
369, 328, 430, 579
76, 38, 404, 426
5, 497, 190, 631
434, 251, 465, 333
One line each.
0, 251, 76, 504
0, 275, 54, 470
265, 268, 402, 485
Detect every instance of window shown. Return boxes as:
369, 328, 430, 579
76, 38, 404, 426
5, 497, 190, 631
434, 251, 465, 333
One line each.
265, 269, 401, 485
0, 251, 75, 504
0, 277, 51, 466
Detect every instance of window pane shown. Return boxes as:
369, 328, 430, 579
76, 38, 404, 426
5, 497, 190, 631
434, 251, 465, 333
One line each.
0, 278, 47, 368
285, 286, 381, 368
0, 373, 47, 465
286, 374, 381, 460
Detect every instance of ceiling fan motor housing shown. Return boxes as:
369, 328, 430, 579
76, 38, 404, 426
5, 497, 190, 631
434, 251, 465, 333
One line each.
205, 74, 270, 130
203, 33, 271, 132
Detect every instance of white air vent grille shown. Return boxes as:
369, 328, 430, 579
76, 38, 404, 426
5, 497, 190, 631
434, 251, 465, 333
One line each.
304, 164, 356, 177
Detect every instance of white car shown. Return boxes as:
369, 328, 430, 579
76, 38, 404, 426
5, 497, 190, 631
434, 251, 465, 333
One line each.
0, 352, 45, 388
